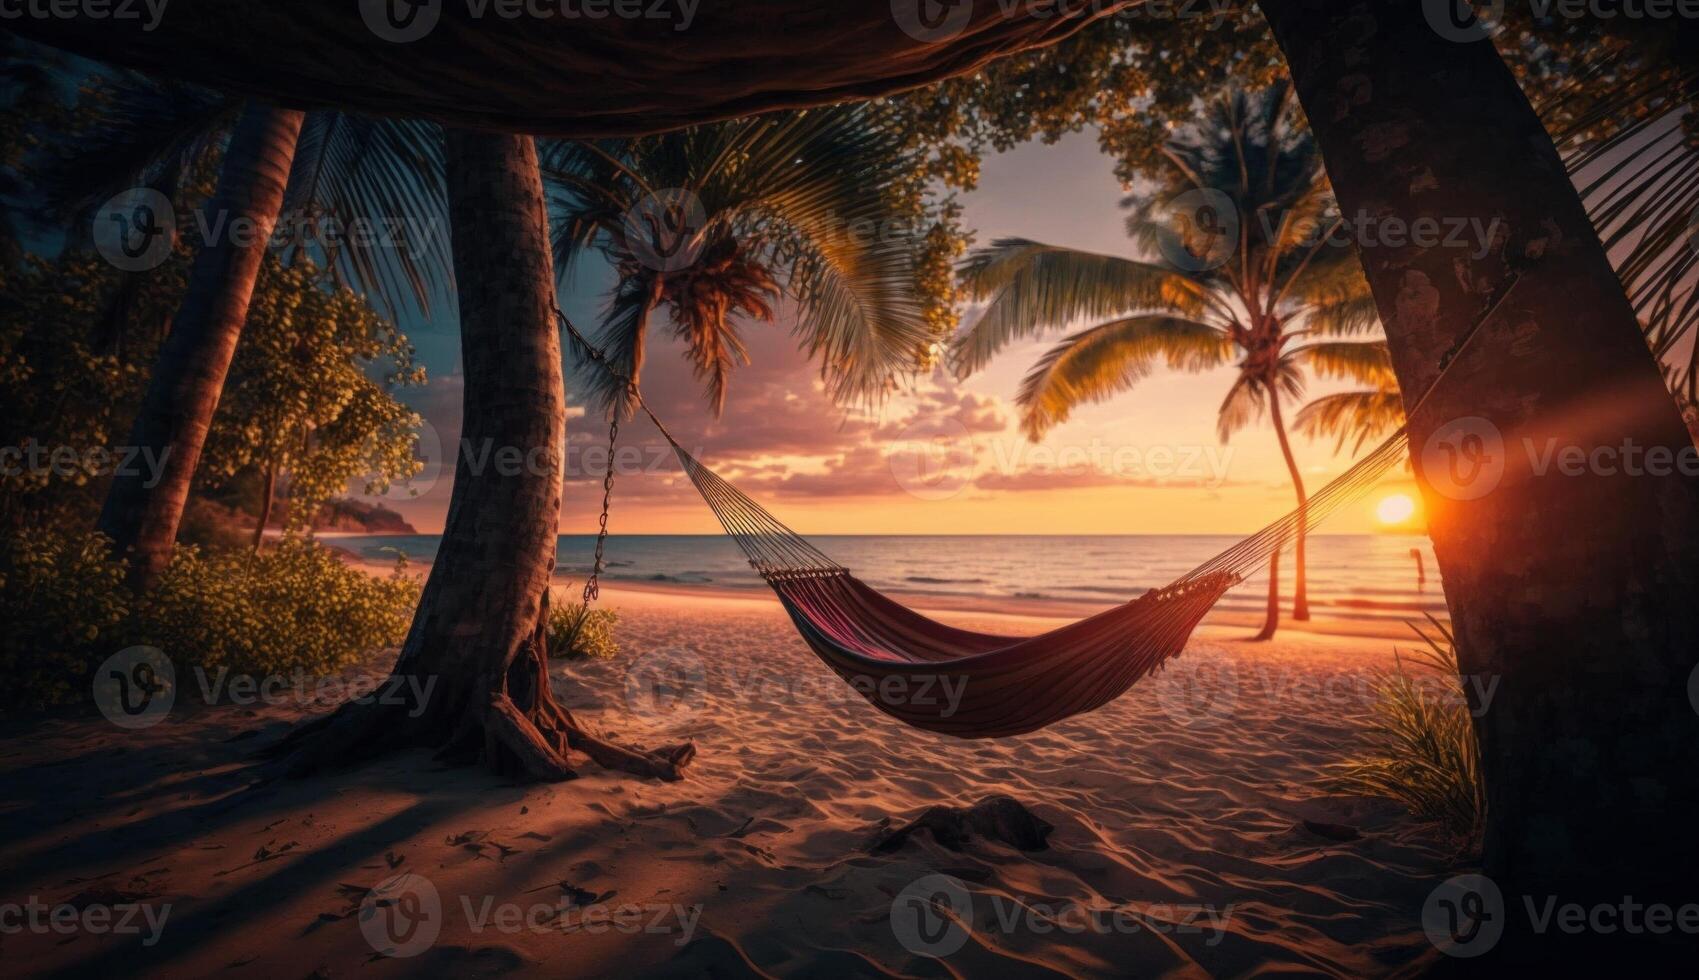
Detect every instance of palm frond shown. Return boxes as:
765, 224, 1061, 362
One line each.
40, 72, 237, 220
539, 137, 630, 281
1216, 372, 1266, 443
1535, 37, 1699, 389
1125, 86, 1330, 299
282, 112, 450, 319
738, 105, 933, 403
953, 238, 1210, 377
663, 234, 774, 415
1301, 291, 1382, 337
1295, 390, 1406, 454
580, 274, 656, 419
1015, 315, 1230, 439
1288, 340, 1397, 387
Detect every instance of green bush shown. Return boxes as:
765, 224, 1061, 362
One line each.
0, 530, 420, 710
1328, 616, 1485, 851
133, 537, 419, 675
545, 594, 620, 660
0, 530, 131, 708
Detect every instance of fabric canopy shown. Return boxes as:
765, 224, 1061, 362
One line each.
10, 1, 1128, 135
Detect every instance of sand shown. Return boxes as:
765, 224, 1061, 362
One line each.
0, 586, 1465, 978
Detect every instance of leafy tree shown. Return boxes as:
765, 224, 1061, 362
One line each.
197, 254, 425, 548
0, 251, 178, 528
0, 244, 424, 543
23, 59, 448, 584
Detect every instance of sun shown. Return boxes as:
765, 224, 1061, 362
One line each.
1376, 493, 1418, 526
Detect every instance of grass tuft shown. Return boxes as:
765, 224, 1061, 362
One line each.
545, 593, 620, 660
1329, 615, 1485, 852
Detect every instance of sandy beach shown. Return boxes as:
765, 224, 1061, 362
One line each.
0, 584, 1464, 977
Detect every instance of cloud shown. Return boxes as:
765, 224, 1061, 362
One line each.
390, 304, 1256, 525
972, 468, 1237, 492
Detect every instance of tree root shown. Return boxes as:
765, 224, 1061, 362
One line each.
262, 667, 693, 785
485, 693, 581, 782
261, 590, 694, 784
562, 714, 696, 781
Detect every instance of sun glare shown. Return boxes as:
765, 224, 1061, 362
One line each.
1376, 493, 1417, 526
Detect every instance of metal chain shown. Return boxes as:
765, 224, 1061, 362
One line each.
557, 305, 625, 606
584, 413, 618, 604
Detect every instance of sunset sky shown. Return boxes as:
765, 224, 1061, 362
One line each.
384, 129, 1417, 537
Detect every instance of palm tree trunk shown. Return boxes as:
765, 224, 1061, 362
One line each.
96, 102, 305, 588
1266, 384, 1310, 620
1252, 549, 1280, 641
269, 130, 691, 783
1252, 383, 1308, 639
250, 456, 277, 553
1261, 0, 1699, 963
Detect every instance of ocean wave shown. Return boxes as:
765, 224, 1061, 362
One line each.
603, 571, 716, 585
1056, 584, 1143, 597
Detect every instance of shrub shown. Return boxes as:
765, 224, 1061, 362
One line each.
545, 594, 620, 660
131, 538, 419, 675
0, 530, 131, 709
0, 530, 420, 710
1328, 616, 1486, 851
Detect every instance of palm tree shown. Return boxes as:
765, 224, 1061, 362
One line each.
37, 73, 448, 587
90, 100, 306, 589
954, 86, 1387, 639
541, 104, 930, 418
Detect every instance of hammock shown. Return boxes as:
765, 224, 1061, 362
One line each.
660, 420, 1406, 737
555, 283, 1503, 738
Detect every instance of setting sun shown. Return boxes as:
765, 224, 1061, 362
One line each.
1376, 493, 1418, 526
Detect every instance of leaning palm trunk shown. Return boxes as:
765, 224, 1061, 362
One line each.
1268, 386, 1310, 622
97, 102, 305, 587
1262, 0, 1699, 964
1253, 383, 1309, 639
270, 131, 691, 782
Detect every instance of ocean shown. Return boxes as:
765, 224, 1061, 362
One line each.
335, 533, 1448, 628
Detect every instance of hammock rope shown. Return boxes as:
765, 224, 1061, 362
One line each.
553, 276, 1514, 738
